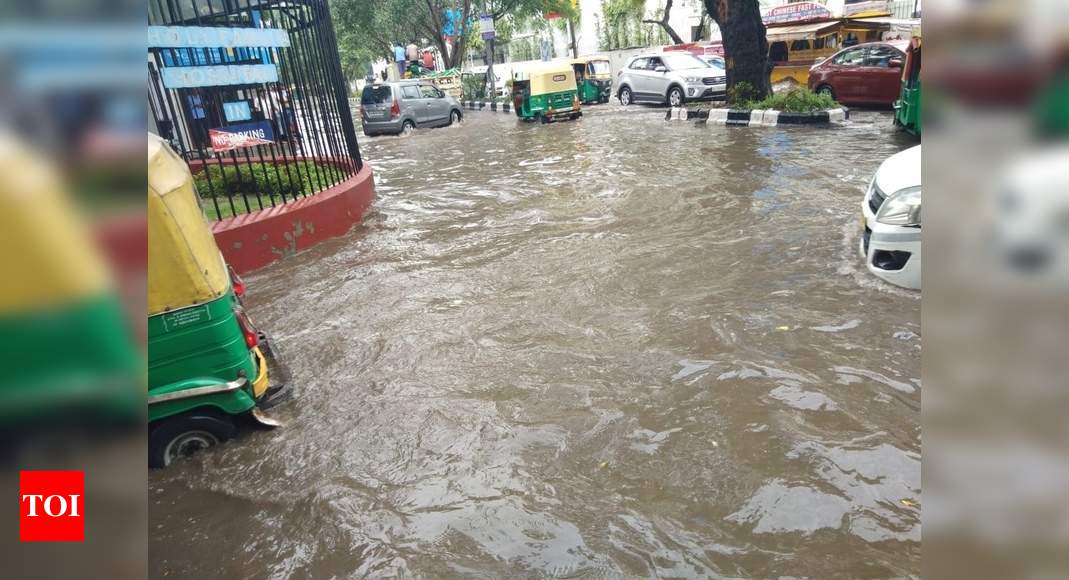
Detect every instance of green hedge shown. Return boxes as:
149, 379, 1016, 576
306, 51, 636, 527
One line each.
744, 87, 839, 113
194, 161, 340, 219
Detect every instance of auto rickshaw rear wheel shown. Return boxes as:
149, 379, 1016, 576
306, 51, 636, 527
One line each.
149, 409, 237, 468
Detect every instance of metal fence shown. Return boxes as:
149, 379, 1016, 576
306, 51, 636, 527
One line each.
148, 0, 361, 219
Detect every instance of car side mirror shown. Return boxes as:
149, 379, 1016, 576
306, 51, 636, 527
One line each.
654, 66, 667, 73
889, 58, 904, 68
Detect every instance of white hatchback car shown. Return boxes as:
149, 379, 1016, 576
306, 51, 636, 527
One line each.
861, 144, 921, 290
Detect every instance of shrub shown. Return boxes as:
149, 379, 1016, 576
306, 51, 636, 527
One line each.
728, 81, 759, 106
193, 161, 338, 203
743, 87, 838, 113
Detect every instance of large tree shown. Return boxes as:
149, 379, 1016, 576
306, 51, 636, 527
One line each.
702, 0, 771, 99
643, 0, 685, 45
332, 0, 476, 73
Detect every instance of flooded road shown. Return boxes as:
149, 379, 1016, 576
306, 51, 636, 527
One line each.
151, 107, 920, 578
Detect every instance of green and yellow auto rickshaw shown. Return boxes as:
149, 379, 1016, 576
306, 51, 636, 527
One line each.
894, 34, 922, 136
511, 63, 582, 123
572, 57, 613, 104
0, 135, 140, 434
148, 133, 288, 468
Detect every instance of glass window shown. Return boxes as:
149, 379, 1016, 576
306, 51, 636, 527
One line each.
646, 56, 664, 70
630, 57, 648, 70
790, 39, 811, 51
832, 47, 867, 66
361, 86, 393, 105
865, 45, 902, 67
660, 53, 709, 70
401, 85, 421, 99
419, 85, 440, 98
589, 61, 610, 75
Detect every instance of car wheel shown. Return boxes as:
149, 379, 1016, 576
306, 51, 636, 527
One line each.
149, 410, 236, 468
449, 109, 461, 125
401, 120, 415, 134
816, 84, 835, 100
667, 86, 684, 108
619, 86, 632, 106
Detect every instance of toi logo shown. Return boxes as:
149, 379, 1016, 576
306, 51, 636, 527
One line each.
19, 470, 84, 542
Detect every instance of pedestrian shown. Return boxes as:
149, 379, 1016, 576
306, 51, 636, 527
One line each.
422, 49, 434, 71
393, 43, 406, 77
406, 40, 419, 64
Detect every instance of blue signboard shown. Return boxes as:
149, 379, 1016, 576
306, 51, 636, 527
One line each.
223, 101, 252, 122
148, 26, 290, 49
160, 64, 279, 88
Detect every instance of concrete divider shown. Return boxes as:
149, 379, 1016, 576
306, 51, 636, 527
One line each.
701, 106, 849, 127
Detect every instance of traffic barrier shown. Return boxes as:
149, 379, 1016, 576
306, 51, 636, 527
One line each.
462, 101, 512, 113
701, 106, 849, 127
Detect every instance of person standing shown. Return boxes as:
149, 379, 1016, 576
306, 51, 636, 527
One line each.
422, 49, 434, 71
393, 43, 406, 78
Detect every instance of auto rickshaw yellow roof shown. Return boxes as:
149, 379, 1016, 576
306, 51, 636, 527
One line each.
148, 133, 229, 317
0, 134, 112, 314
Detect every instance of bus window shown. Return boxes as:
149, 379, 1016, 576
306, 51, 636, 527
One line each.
769, 41, 788, 63
790, 39, 811, 52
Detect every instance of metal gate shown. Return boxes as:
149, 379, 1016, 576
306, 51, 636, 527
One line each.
148, 0, 362, 219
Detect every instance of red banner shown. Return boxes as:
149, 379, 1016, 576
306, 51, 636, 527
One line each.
209, 120, 275, 152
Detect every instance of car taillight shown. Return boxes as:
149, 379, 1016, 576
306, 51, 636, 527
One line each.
228, 265, 246, 299
390, 99, 401, 118
234, 306, 259, 349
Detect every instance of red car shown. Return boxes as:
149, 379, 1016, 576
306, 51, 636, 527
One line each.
807, 40, 909, 107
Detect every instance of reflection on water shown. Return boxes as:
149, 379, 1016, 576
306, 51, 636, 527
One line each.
150, 108, 920, 578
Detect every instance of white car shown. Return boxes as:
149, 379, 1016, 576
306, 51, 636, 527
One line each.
616, 53, 726, 107
861, 144, 921, 290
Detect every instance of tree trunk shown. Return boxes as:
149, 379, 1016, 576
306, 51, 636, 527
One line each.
643, 0, 685, 45
703, 0, 771, 99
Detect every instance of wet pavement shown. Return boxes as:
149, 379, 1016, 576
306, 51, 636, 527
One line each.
150, 105, 921, 578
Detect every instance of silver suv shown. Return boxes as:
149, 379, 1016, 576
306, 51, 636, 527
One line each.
360, 81, 463, 136
616, 53, 727, 107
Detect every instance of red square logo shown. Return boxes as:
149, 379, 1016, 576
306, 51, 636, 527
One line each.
19, 470, 84, 542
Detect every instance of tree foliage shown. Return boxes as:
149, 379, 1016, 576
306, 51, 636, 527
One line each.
598, 0, 668, 51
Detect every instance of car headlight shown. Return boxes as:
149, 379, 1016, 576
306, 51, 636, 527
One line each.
876, 186, 921, 226
684, 76, 701, 83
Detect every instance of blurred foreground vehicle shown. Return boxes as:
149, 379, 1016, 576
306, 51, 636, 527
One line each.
861, 144, 922, 290
808, 40, 910, 107
147, 134, 289, 468
0, 134, 141, 436
894, 35, 923, 136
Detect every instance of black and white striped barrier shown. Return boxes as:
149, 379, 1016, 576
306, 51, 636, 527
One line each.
461, 100, 512, 113
699, 107, 849, 126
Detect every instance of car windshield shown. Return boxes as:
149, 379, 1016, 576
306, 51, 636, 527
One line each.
704, 58, 725, 71
661, 53, 710, 70
589, 61, 610, 75
361, 86, 393, 105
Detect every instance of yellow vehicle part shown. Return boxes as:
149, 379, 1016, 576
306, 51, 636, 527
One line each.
0, 135, 112, 315
147, 133, 229, 316
771, 65, 811, 86
251, 346, 269, 398
529, 63, 578, 96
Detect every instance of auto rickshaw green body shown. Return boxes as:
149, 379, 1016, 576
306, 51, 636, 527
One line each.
512, 63, 582, 123
147, 134, 284, 467
572, 57, 613, 105
894, 35, 921, 136
0, 135, 140, 427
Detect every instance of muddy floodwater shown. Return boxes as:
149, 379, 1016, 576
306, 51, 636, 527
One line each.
151, 107, 921, 578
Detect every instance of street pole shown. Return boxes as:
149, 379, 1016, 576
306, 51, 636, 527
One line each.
487, 36, 497, 102
568, 17, 578, 58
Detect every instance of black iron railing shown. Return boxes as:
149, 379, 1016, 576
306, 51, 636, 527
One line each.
148, 0, 362, 220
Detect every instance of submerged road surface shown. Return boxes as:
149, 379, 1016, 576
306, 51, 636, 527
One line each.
151, 107, 920, 578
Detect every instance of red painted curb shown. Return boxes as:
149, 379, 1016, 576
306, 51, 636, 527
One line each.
211, 164, 376, 274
